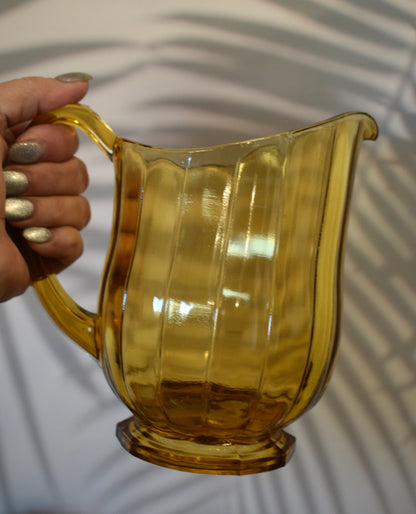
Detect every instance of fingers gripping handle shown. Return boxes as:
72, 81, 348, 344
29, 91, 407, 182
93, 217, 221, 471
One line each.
30, 104, 117, 358
34, 103, 117, 160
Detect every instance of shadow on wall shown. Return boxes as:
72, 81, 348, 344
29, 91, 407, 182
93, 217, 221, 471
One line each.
0, 1, 415, 513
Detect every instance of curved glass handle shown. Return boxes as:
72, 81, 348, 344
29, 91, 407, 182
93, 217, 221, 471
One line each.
29, 104, 118, 358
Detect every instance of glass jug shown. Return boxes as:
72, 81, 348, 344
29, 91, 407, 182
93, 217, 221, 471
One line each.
30, 104, 377, 474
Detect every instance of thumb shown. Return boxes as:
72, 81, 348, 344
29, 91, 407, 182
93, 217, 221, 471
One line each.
0, 74, 92, 130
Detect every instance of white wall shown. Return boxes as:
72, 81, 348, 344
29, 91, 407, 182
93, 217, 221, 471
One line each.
0, 1, 415, 513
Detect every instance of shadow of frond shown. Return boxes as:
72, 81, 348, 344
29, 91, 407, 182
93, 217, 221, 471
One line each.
1, 3, 415, 513
0, 310, 63, 506
73, 7, 415, 511
0, 42, 134, 75
0, 435, 13, 514
22, 293, 103, 397
0, 0, 35, 16
114, 9, 401, 149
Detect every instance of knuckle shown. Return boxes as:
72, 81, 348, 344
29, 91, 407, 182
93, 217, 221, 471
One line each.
75, 158, 89, 192
65, 231, 84, 261
68, 126, 79, 152
79, 195, 91, 227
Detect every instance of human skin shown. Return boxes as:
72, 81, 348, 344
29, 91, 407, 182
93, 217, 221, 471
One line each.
0, 75, 92, 301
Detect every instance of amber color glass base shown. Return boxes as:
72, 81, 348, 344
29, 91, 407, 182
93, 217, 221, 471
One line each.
116, 417, 295, 475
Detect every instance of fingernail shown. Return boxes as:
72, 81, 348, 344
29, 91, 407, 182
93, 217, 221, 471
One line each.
5, 198, 34, 221
8, 141, 43, 164
4, 171, 29, 196
55, 72, 93, 82
22, 226, 52, 243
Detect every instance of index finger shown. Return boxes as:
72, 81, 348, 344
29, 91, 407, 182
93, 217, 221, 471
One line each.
0, 75, 91, 128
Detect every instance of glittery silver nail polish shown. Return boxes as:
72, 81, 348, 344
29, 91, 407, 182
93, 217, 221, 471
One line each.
5, 198, 34, 221
8, 141, 43, 164
55, 72, 93, 82
3, 171, 29, 196
22, 227, 52, 243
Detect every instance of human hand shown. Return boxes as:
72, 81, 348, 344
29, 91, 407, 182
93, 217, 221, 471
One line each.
0, 73, 92, 302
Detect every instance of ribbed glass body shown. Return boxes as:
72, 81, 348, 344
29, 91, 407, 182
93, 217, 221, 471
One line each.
32, 105, 377, 474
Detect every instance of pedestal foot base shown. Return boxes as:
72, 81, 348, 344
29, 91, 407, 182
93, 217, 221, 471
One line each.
116, 417, 295, 475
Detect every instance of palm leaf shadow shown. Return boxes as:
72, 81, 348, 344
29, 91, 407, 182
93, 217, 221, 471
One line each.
107, 7, 416, 513
0, 0, 35, 16
0, 433, 13, 514
127, 11, 397, 149
75, 7, 415, 512
23, 292, 103, 396
0, 42, 134, 75
0, 310, 64, 506
0, 2, 415, 512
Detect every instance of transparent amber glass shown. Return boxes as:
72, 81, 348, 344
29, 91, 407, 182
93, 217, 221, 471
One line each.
32, 105, 377, 474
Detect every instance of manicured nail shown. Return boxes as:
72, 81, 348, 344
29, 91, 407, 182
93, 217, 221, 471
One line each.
4, 171, 29, 196
8, 141, 43, 164
5, 198, 34, 221
55, 72, 93, 82
22, 226, 52, 244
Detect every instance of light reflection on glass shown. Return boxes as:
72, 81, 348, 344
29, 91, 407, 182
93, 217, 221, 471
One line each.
152, 289, 252, 317
227, 235, 275, 258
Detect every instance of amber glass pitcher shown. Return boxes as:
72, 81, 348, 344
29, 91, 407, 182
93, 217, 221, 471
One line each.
31, 105, 377, 474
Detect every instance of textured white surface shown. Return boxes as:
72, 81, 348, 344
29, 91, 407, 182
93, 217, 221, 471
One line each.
0, 1, 415, 513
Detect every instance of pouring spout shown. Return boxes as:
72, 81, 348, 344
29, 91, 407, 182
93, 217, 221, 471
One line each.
354, 112, 379, 141
291, 111, 378, 142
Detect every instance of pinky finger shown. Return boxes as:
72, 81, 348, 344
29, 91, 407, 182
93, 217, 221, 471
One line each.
23, 226, 84, 273
23, 227, 52, 244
